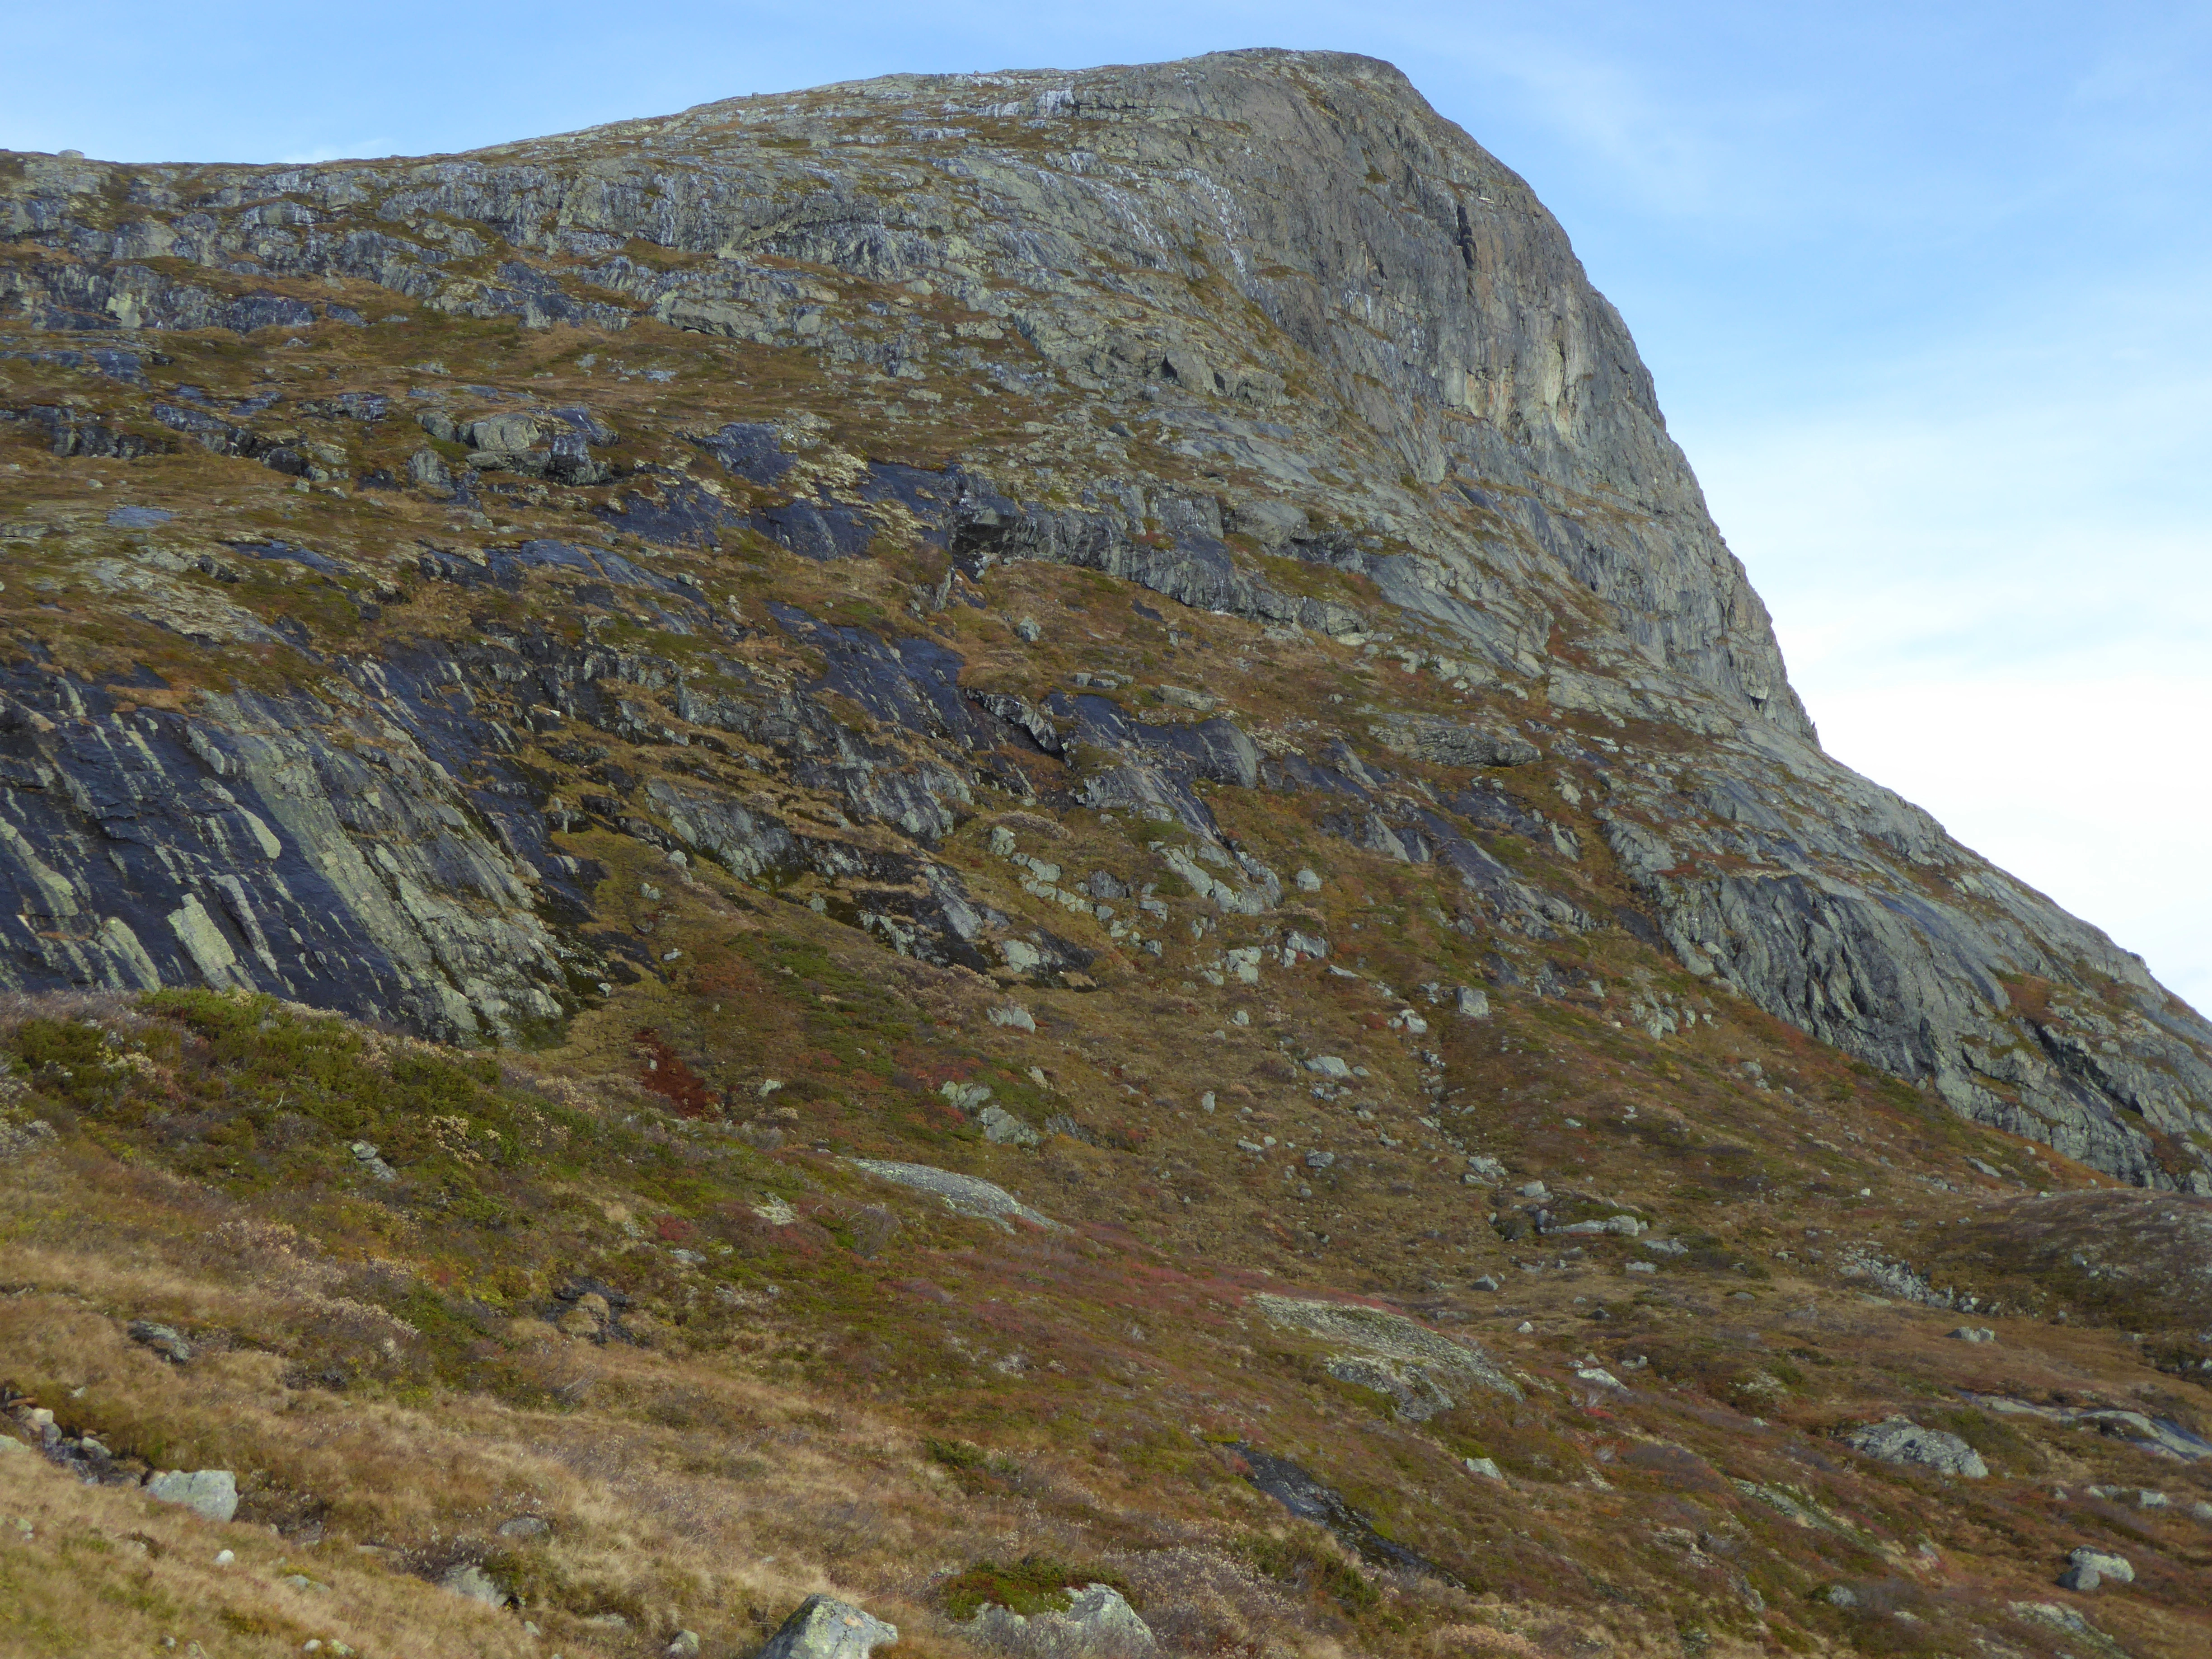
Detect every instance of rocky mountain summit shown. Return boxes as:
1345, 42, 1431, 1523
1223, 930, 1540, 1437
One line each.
0, 49, 2208, 1659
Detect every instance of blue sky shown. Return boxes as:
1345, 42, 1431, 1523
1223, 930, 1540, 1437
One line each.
10, 2, 2210, 1008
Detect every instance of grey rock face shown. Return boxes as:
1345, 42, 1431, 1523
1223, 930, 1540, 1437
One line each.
754, 1595, 898, 1659
0, 49, 2203, 1192
0, 50, 1805, 733
1843, 1418, 1988, 1479
145, 1468, 238, 1523
1597, 733, 2212, 1192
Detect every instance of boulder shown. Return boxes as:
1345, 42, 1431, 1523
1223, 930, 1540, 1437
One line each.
2065, 1547, 2133, 1586
755, 1594, 899, 1659
977, 1103, 1044, 1148
145, 1468, 239, 1523
439, 1563, 510, 1606
1843, 1418, 1988, 1479
966, 1584, 1153, 1658
460, 412, 542, 454
127, 1319, 192, 1364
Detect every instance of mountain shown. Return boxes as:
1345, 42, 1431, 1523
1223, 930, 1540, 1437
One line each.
0, 49, 2206, 1659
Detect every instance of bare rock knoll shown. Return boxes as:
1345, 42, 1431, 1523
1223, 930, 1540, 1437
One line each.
0, 48, 2207, 1190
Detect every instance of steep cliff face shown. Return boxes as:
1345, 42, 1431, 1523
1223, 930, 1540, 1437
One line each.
0, 47, 2206, 1191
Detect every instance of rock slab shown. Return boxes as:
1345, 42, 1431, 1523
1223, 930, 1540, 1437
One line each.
1844, 1418, 1988, 1479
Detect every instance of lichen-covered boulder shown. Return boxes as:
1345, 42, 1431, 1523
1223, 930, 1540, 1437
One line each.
754, 1595, 898, 1659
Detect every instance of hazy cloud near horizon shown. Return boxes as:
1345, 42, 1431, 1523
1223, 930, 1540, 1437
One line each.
7, 0, 2207, 1007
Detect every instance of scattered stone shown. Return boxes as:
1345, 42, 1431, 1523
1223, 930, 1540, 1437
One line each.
1306, 1054, 1351, 1079
989, 826, 1018, 856
127, 1320, 192, 1364
1625, 1260, 1657, 1274
2135, 1490, 2167, 1509
1303, 1150, 1334, 1169
1843, 1419, 1988, 1479
1464, 1155, 1507, 1182
1293, 868, 1322, 892
496, 1516, 550, 1539
1455, 986, 1490, 1019
667, 1632, 703, 1658
1013, 615, 1042, 642
1463, 1456, 1502, 1480
1518, 1181, 1549, 1200
146, 1469, 239, 1523
214, 1548, 234, 1565
989, 1004, 1037, 1032
754, 1594, 899, 1659
1640, 1237, 1688, 1257
1515, 1320, 1534, 1334
1823, 1585, 1859, 1609
439, 1563, 510, 1606
1949, 1326, 1996, 1344
1470, 1275, 1500, 1292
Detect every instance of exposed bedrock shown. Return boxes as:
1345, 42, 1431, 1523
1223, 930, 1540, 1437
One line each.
0, 49, 2204, 1187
